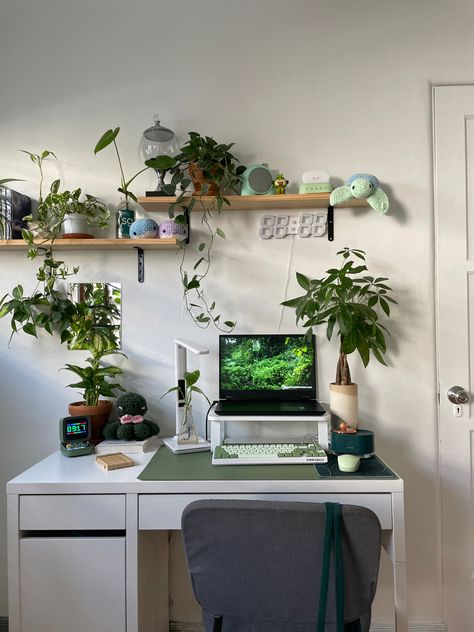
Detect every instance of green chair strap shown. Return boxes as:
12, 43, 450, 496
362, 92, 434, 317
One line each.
317, 502, 346, 632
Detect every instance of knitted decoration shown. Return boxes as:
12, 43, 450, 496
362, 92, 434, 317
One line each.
159, 219, 188, 240
329, 173, 389, 214
102, 392, 160, 440
129, 218, 159, 239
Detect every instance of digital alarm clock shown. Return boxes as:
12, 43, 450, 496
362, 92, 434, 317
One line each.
59, 416, 95, 457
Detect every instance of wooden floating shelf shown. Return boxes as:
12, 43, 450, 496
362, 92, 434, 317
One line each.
138, 193, 369, 212
0, 238, 178, 251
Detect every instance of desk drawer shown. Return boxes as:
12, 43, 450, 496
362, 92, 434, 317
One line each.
139, 493, 392, 530
20, 495, 126, 530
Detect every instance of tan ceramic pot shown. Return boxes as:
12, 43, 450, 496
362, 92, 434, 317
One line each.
329, 383, 359, 429
68, 400, 113, 444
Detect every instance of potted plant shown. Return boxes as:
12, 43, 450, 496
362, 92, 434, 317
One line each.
282, 247, 397, 428
19, 151, 109, 240
161, 369, 210, 444
64, 348, 125, 443
166, 132, 245, 332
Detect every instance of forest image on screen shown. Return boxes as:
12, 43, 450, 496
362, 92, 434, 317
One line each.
221, 336, 313, 392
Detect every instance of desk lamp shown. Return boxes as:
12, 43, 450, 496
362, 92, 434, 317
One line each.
141, 115, 180, 196
162, 339, 211, 454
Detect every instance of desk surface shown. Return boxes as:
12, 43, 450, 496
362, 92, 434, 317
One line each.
7, 446, 403, 495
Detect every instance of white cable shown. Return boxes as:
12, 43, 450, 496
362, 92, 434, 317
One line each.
276, 235, 296, 333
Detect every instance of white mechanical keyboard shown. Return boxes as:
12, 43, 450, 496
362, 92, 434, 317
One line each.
212, 442, 327, 465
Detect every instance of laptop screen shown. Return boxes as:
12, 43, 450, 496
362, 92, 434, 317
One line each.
219, 334, 316, 400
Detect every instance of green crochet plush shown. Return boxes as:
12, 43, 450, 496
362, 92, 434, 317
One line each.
103, 392, 160, 441
329, 173, 389, 214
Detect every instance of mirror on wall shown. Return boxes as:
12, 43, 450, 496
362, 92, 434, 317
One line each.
68, 282, 122, 350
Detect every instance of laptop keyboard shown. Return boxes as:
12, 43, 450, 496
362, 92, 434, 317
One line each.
212, 442, 327, 465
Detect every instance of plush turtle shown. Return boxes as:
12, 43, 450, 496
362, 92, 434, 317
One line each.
103, 392, 160, 441
329, 173, 389, 214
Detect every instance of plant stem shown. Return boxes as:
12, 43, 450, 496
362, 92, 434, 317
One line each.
113, 140, 128, 208
336, 343, 352, 385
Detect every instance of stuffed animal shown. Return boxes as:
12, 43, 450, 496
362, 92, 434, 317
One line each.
329, 173, 389, 214
103, 392, 160, 440
159, 219, 188, 240
273, 173, 289, 195
129, 218, 159, 239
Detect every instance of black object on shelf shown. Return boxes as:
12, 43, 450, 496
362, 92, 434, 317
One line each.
0, 188, 31, 239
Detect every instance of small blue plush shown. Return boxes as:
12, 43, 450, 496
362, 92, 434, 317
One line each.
329, 173, 389, 214
129, 218, 159, 239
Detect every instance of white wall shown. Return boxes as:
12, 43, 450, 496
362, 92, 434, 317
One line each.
2, 0, 473, 624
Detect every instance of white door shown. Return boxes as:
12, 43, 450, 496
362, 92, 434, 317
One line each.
434, 84, 474, 630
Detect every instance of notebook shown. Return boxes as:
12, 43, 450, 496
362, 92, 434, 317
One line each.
215, 334, 326, 416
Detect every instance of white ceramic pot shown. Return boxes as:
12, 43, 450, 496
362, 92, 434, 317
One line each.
62, 213, 91, 236
329, 383, 358, 429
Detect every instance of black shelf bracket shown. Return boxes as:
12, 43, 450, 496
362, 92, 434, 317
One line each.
327, 205, 334, 241
134, 246, 145, 283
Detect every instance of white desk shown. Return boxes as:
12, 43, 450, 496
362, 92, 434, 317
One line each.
7, 449, 407, 632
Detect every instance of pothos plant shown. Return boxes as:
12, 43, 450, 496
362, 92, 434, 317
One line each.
282, 248, 397, 385
166, 132, 246, 331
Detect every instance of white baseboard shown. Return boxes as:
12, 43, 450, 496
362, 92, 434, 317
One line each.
170, 622, 447, 632
371, 625, 447, 632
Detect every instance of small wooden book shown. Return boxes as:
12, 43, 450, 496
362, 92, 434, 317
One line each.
95, 453, 134, 471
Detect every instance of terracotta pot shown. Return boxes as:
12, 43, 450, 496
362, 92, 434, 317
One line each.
329, 383, 358, 429
68, 400, 113, 444
188, 162, 219, 196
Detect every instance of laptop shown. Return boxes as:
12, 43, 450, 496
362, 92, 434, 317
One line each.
215, 334, 326, 416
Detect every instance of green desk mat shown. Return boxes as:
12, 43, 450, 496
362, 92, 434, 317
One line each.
138, 446, 317, 481
315, 455, 398, 479
138, 447, 397, 481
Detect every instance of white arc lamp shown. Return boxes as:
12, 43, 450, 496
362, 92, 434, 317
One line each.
162, 339, 211, 454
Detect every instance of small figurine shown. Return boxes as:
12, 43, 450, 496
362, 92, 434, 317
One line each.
333, 421, 357, 434
103, 392, 160, 441
273, 173, 289, 195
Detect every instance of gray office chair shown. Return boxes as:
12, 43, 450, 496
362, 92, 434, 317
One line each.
181, 499, 381, 632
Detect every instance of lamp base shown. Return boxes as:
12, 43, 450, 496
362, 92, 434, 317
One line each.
162, 435, 211, 454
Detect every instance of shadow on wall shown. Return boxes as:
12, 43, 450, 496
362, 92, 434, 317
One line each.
0, 346, 72, 473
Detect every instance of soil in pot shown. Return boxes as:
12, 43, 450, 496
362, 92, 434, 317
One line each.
68, 400, 113, 444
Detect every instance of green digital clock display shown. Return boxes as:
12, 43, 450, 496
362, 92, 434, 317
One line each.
60, 416, 91, 443
66, 421, 88, 438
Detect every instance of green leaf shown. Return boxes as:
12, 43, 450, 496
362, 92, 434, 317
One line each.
198, 242, 206, 251
193, 257, 205, 270
185, 370, 200, 387
216, 227, 225, 238
379, 297, 390, 316
224, 320, 235, 328
22, 323, 37, 337
94, 128, 120, 154
296, 272, 311, 291
144, 155, 176, 170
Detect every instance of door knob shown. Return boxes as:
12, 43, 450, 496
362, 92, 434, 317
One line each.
447, 386, 470, 405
